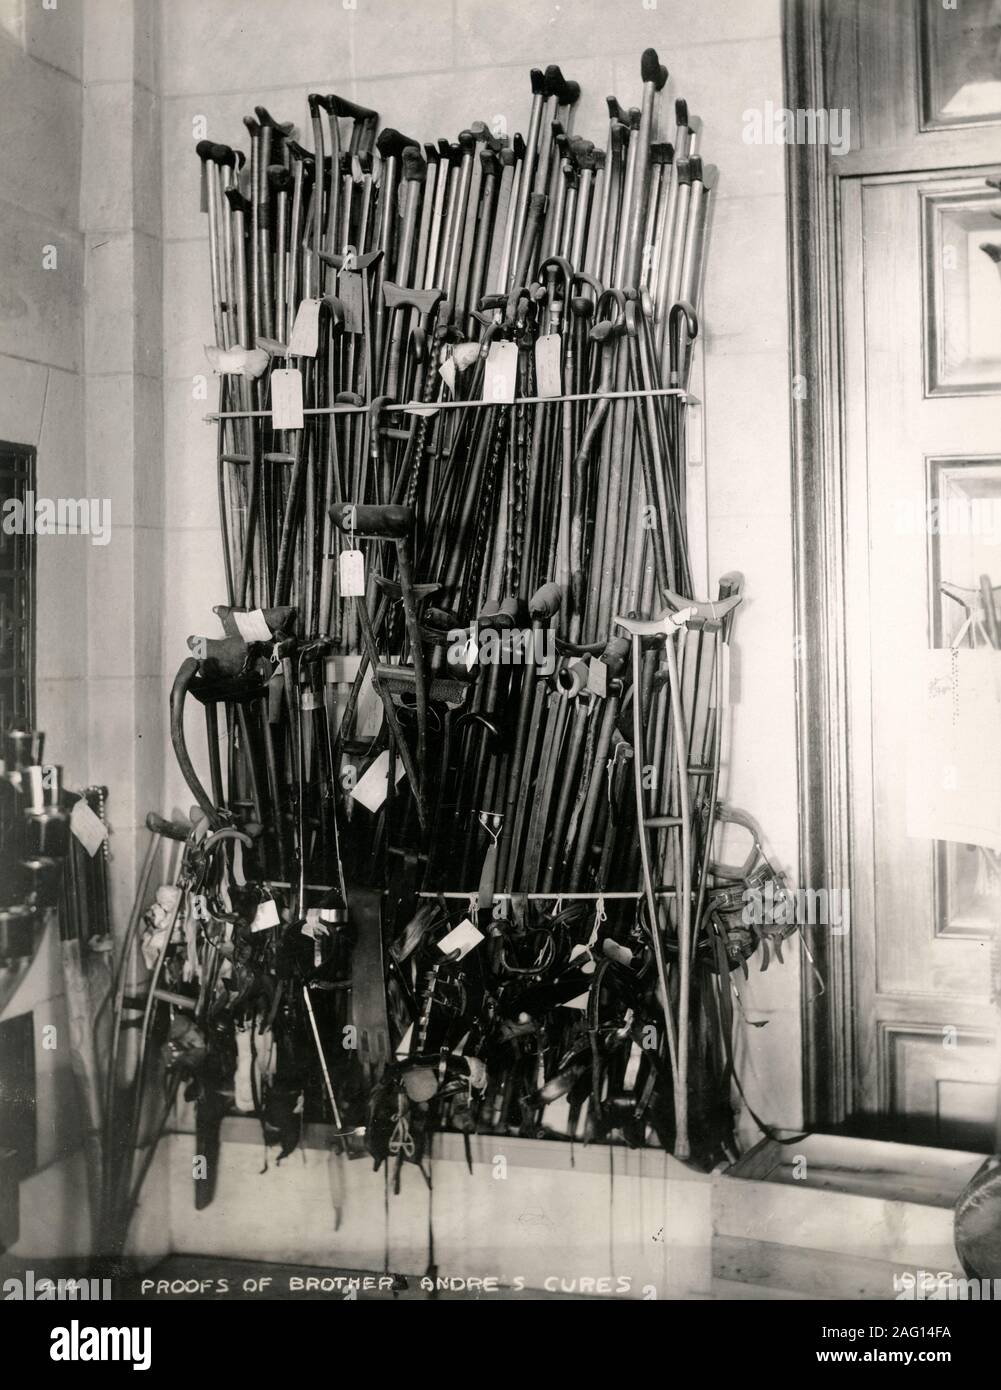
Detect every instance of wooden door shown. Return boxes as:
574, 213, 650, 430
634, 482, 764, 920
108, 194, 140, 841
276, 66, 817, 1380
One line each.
836, 0, 1001, 1147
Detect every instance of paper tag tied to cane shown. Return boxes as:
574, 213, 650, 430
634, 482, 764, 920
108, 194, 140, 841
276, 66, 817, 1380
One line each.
587, 656, 608, 698
534, 333, 563, 398
437, 918, 484, 961
287, 298, 322, 357
251, 894, 281, 933
338, 273, 365, 335
271, 368, 304, 429
70, 799, 107, 857
339, 548, 366, 597
350, 748, 406, 813
483, 340, 518, 403
439, 355, 458, 393
233, 608, 273, 644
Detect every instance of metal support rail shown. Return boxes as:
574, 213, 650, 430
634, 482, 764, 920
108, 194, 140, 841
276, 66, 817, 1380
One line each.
206, 385, 697, 422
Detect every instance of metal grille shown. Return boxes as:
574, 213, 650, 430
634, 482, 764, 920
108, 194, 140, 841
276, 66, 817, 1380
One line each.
0, 440, 36, 734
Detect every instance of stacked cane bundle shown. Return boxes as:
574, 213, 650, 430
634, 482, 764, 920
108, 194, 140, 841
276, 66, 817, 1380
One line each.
152, 49, 796, 1195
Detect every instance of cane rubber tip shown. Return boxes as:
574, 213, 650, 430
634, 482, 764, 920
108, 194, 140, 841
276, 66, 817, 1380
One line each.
676, 158, 694, 186
675, 98, 689, 127
530, 67, 545, 96
641, 48, 668, 90
458, 128, 476, 152
512, 132, 526, 160
423, 142, 439, 165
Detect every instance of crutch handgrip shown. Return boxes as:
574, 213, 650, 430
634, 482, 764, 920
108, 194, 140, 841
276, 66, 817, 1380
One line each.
330, 502, 414, 540
529, 582, 564, 620
145, 813, 191, 842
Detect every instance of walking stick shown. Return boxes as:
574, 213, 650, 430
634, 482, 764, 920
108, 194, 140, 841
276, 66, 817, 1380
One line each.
615, 606, 694, 1159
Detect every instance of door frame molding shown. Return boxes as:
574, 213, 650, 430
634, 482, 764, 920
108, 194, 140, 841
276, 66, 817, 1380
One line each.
783, 0, 855, 1127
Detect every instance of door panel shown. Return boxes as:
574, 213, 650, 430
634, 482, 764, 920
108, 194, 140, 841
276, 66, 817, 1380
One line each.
844, 168, 1001, 1147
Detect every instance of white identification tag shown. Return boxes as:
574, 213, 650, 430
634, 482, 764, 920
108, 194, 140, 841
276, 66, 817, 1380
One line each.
586, 657, 608, 698
233, 608, 273, 644
534, 333, 562, 398
437, 918, 484, 961
271, 368, 304, 429
569, 943, 596, 976
338, 274, 365, 334
339, 549, 366, 597
350, 749, 406, 813
287, 298, 322, 357
439, 356, 457, 393
251, 895, 281, 932
483, 340, 518, 403
70, 799, 107, 857
560, 992, 590, 1010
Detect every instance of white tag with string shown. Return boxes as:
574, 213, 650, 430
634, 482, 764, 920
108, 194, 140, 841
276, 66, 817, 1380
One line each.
287, 298, 322, 357
338, 274, 365, 334
251, 895, 281, 932
437, 918, 484, 960
560, 992, 590, 1010
534, 333, 562, 398
271, 368, 304, 429
70, 799, 107, 857
483, 340, 518, 402
439, 356, 457, 393
587, 656, 608, 698
339, 549, 365, 597
350, 748, 406, 813
233, 608, 273, 644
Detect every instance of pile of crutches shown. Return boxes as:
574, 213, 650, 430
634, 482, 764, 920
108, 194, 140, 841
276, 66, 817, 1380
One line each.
155, 47, 799, 1196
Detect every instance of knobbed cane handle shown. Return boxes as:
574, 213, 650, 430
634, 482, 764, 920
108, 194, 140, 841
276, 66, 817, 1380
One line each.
330, 502, 414, 540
